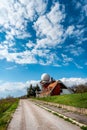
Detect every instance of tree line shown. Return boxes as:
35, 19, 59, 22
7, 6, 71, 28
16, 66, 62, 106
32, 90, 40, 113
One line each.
71, 84, 87, 93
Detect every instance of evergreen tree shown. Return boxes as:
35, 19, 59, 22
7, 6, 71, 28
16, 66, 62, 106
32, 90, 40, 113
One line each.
27, 84, 40, 97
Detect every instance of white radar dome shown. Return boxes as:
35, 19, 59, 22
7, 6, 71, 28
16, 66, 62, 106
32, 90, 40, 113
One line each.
41, 73, 50, 82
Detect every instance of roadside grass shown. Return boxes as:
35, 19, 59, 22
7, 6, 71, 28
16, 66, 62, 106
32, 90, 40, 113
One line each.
81, 126, 87, 130
36, 92, 87, 108
0, 98, 19, 130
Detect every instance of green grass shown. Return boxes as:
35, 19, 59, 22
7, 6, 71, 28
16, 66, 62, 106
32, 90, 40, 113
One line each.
0, 98, 19, 130
81, 126, 87, 130
36, 92, 87, 108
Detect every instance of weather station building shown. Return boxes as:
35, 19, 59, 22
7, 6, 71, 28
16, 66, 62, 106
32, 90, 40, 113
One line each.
40, 73, 73, 97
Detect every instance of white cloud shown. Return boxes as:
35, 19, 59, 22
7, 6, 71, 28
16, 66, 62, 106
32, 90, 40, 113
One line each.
32, 48, 50, 57
19, 0, 47, 20
60, 78, 87, 87
0, 46, 8, 60
26, 80, 40, 86
26, 41, 35, 48
8, 51, 37, 64
0, 81, 26, 98
47, 3, 65, 24
0, 0, 51, 65
0, 49, 37, 64
74, 62, 83, 69
65, 25, 86, 46
0, 0, 86, 66
0, 0, 47, 42
65, 45, 84, 56
6, 65, 17, 70
72, 0, 87, 22
0, 80, 40, 98
61, 54, 73, 65
34, 2, 65, 47
0, 43, 60, 65
65, 25, 75, 35
70, 47, 84, 56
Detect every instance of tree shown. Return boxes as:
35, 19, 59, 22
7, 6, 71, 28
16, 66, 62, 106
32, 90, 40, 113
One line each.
27, 84, 41, 97
27, 84, 33, 97
73, 84, 87, 99
35, 84, 41, 91
75, 84, 87, 93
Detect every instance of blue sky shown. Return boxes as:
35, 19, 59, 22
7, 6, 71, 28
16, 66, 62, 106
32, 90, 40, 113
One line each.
0, 0, 87, 98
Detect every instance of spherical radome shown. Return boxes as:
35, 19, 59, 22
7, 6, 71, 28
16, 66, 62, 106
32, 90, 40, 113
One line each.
41, 73, 50, 81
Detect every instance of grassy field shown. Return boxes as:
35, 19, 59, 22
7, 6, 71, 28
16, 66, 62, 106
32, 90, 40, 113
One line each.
36, 92, 87, 108
0, 98, 19, 130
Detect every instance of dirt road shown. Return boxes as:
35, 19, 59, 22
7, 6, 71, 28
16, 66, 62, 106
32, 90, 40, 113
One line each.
8, 99, 81, 130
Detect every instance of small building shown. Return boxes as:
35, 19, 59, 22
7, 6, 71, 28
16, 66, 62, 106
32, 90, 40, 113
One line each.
40, 73, 73, 97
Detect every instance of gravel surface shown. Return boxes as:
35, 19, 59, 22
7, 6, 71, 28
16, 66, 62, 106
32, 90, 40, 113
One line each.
7, 99, 81, 130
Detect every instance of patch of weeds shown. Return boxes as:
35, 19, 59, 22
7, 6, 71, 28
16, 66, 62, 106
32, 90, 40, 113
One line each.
52, 112, 59, 116
64, 118, 75, 124
52, 111, 77, 125
58, 106, 61, 108
81, 126, 87, 130
65, 118, 71, 122
47, 109, 51, 112
52, 112, 64, 119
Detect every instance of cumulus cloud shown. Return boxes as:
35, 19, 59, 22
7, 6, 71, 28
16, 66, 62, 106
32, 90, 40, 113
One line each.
26, 80, 40, 86
0, 82, 26, 98
0, 80, 40, 98
34, 2, 65, 48
0, 49, 37, 64
60, 78, 87, 87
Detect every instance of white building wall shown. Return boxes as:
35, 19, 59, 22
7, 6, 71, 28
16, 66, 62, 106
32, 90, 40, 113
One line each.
60, 89, 72, 95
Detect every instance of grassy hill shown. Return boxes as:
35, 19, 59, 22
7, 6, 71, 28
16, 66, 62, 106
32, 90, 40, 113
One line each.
37, 92, 87, 108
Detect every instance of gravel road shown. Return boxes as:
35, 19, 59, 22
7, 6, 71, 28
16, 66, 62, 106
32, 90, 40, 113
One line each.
7, 99, 81, 130
33, 100, 87, 125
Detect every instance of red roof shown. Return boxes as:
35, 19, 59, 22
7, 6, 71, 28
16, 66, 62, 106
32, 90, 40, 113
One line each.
40, 81, 60, 96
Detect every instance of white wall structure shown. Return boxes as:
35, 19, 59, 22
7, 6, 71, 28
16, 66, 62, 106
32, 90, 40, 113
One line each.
60, 88, 73, 95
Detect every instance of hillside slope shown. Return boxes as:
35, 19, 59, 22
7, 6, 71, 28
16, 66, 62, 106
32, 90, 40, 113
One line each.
37, 92, 87, 108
